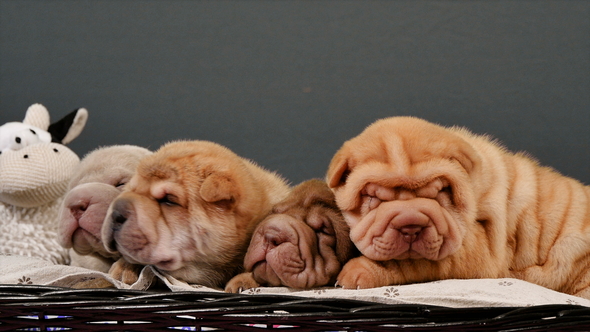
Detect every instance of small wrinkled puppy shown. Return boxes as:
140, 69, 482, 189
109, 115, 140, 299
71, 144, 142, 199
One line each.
102, 140, 290, 288
327, 116, 590, 298
225, 179, 355, 292
58, 145, 151, 273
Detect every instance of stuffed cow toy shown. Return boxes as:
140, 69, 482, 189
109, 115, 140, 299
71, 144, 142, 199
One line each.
0, 104, 88, 264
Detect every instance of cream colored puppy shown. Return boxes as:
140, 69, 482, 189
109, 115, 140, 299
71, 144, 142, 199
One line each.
102, 140, 290, 288
327, 116, 590, 298
58, 145, 151, 272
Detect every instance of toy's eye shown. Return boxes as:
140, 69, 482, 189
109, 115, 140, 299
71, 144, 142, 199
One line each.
53, 148, 59, 153
23, 154, 29, 159
15, 137, 21, 144
30, 129, 37, 135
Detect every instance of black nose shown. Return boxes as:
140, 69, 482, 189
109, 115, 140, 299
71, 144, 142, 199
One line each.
110, 198, 132, 228
111, 209, 127, 226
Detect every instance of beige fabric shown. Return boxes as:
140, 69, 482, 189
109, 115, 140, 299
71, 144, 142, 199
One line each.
0, 143, 79, 207
0, 200, 70, 265
22, 104, 51, 130
1, 254, 588, 308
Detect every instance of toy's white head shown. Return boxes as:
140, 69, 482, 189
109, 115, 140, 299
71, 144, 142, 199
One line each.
0, 122, 52, 153
0, 104, 88, 207
0, 104, 54, 153
0, 142, 80, 207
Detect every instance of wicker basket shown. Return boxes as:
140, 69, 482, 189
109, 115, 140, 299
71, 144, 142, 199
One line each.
1, 284, 590, 331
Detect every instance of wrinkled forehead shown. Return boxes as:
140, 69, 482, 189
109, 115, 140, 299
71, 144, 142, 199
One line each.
274, 182, 337, 213
353, 160, 451, 191
70, 167, 131, 188
348, 129, 461, 168
345, 128, 470, 185
136, 154, 181, 179
70, 149, 149, 187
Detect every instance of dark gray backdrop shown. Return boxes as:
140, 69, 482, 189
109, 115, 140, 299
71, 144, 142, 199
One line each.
1, 1, 589, 185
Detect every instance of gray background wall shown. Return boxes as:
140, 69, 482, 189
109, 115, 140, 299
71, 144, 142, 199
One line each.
1, 1, 589, 185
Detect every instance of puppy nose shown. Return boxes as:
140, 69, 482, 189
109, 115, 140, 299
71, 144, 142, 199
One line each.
68, 202, 88, 222
111, 209, 127, 226
399, 225, 423, 243
111, 199, 132, 227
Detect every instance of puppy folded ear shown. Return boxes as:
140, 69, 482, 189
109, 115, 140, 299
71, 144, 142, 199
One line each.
200, 173, 237, 209
326, 150, 350, 189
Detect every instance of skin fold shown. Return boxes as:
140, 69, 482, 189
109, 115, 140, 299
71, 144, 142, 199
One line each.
58, 145, 151, 275
225, 179, 355, 292
101, 140, 290, 289
327, 116, 590, 299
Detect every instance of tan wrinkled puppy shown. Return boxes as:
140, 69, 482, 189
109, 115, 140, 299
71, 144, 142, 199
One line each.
101, 140, 290, 288
58, 145, 151, 273
327, 116, 590, 298
225, 179, 355, 292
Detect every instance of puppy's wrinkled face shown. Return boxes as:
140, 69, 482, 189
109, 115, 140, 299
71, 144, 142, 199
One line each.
58, 145, 151, 259
244, 179, 354, 289
327, 117, 480, 262
101, 141, 265, 286
103, 165, 195, 272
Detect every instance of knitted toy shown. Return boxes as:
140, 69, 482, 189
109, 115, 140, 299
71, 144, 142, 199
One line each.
0, 104, 88, 264
0, 104, 52, 153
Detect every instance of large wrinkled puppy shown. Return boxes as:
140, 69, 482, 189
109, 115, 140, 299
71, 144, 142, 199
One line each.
225, 179, 355, 292
58, 145, 152, 272
327, 116, 590, 298
102, 140, 290, 288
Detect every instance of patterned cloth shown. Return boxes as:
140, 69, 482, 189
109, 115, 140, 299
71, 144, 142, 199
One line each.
1, 254, 589, 308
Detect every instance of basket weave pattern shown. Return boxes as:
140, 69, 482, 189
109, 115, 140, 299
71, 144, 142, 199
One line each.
2, 284, 590, 331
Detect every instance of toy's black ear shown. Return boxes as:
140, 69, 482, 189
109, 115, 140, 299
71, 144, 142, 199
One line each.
48, 108, 88, 144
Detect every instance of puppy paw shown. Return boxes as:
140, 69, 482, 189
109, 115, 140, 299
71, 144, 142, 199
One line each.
225, 272, 260, 293
336, 256, 389, 289
108, 258, 143, 285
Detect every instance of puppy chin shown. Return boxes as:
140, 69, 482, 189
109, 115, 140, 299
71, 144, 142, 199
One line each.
166, 265, 225, 288
146, 249, 185, 272
71, 228, 105, 256
251, 261, 282, 286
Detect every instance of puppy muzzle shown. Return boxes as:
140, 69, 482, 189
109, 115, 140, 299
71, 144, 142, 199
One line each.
350, 198, 454, 261
103, 197, 134, 253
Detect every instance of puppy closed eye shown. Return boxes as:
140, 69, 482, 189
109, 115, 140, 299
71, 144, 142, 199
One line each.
306, 210, 333, 234
111, 176, 130, 189
436, 186, 454, 206
307, 210, 338, 247
313, 223, 335, 236
314, 223, 337, 248
158, 194, 180, 207
361, 195, 381, 212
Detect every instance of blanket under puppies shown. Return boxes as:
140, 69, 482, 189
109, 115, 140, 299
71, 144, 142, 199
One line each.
1, 254, 588, 308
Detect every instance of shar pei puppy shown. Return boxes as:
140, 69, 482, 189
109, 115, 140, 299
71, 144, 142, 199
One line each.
101, 140, 290, 288
225, 179, 355, 292
58, 145, 151, 273
326, 116, 590, 298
